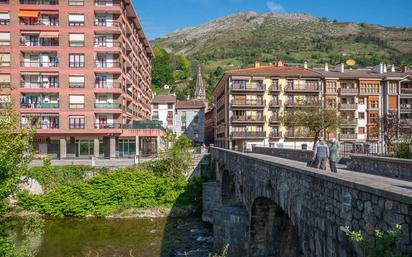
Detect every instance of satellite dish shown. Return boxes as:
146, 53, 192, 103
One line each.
346, 59, 356, 66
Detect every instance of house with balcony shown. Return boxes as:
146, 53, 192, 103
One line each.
151, 94, 176, 131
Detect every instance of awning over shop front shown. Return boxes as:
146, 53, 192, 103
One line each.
18, 10, 39, 18
39, 31, 59, 38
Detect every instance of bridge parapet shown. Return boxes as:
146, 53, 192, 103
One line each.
206, 147, 412, 257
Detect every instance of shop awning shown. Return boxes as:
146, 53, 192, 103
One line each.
39, 31, 59, 38
18, 10, 39, 18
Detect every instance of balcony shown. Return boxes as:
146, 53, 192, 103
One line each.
0, 102, 11, 109
286, 130, 314, 138
20, 38, 59, 47
21, 60, 58, 68
95, 60, 121, 68
94, 40, 121, 48
269, 115, 280, 123
269, 131, 282, 138
340, 88, 358, 95
22, 121, 59, 130
231, 131, 266, 139
95, 82, 121, 89
341, 118, 358, 127
285, 84, 320, 92
340, 134, 357, 140
339, 103, 357, 110
21, 102, 59, 109
269, 99, 281, 108
94, 20, 120, 27
20, 0, 58, 4
400, 104, 412, 112
231, 83, 265, 92
94, 123, 121, 129
269, 83, 281, 92
360, 89, 380, 95
285, 100, 320, 108
401, 88, 412, 95
94, 103, 121, 109
95, 0, 120, 6
231, 115, 265, 123
21, 81, 59, 89
20, 18, 59, 26
325, 89, 338, 95
231, 99, 265, 108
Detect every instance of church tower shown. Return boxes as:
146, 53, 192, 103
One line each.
194, 66, 208, 109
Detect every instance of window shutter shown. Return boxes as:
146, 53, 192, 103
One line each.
69, 14, 84, 22
69, 33, 84, 41
69, 95, 85, 103
69, 75, 84, 83
0, 32, 10, 40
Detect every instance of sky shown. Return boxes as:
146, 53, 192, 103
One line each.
134, 0, 412, 40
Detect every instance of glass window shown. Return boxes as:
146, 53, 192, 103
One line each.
69, 116, 85, 129
69, 14, 85, 26
69, 0, 84, 5
69, 33, 85, 47
69, 54, 85, 67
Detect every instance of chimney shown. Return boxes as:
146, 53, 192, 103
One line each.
276, 60, 284, 67
254, 61, 260, 68
391, 64, 395, 72
334, 63, 344, 73
383, 64, 387, 73
402, 65, 409, 73
324, 63, 329, 72
372, 63, 384, 74
304, 61, 308, 69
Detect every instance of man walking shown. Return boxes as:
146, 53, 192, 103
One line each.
329, 138, 340, 173
313, 137, 329, 170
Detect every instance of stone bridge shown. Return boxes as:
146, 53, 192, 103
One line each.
203, 147, 412, 257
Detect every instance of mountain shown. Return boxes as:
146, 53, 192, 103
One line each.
152, 12, 412, 70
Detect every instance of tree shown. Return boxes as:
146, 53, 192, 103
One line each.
214, 66, 224, 78
151, 48, 175, 89
380, 111, 401, 155
280, 106, 341, 149
0, 107, 33, 214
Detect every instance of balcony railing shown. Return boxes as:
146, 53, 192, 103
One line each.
95, 61, 121, 68
231, 116, 265, 122
21, 82, 59, 89
360, 89, 380, 95
269, 131, 282, 138
231, 99, 265, 107
95, 82, 121, 88
20, 0, 58, 4
339, 103, 358, 110
94, 123, 121, 129
285, 84, 320, 92
22, 122, 59, 129
20, 19, 59, 26
94, 21, 120, 27
0, 102, 11, 109
341, 118, 358, 126
21, 102, 59, 109
94, 103, 121, 109
20, 38, 59, 47
269, 83, 281, 92
286, 131, 314, 138
95, 0, 120, 6
285, 101, 319, 107
325, 89, 337, 94
231, 83, 265, 91
340, 88, 358, 95
21, 61, 58, 67
269, 99, 281, 107
94, 40, 121, 48
340, 134, 357, 140
401, 88, 412, 95
231, 131, 266, 138
400, 104, 412, 112
269, 115, 280, 123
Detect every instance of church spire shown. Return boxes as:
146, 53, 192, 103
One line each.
194, 66, 206, 101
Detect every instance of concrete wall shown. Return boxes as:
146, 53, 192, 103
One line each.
206, 147, 412, 257
252, 146, 314, 162
348, 155, 412, 181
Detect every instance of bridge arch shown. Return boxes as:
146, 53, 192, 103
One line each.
249, 197, 302, 257
221, 169, 236, 205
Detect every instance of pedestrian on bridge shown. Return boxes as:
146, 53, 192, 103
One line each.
313, 137, 329, 170
328, 138, 340, 173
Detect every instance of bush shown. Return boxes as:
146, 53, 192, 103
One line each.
394, 141, 412, 159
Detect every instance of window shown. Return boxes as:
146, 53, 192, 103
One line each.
0, 74, 10, 88
69, 14, 84, 26
358, 112, 365, 120
358, 98, 365, 105
181, 111, 187, 130
69, 95, 85, 108
167, 111, 173, 126
69, 116, 85, 129
0, 12, 10, 25
69, 0, 84, 5
168, 103, 173, 109
69, 33, 84, 47
370, 100, 379, 109
69, 54, 85, 67
152, 103, 158, 109
152, 111, 159, 120
0, 32, 10, 45
69, 75, 85, 88
358, 127, 365, 134
0, 53, 10, 67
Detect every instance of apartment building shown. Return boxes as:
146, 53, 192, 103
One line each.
0, 0, 163, 159
151, 94, 176, 131
213, 60, 323, 151
213, 61, 412, 151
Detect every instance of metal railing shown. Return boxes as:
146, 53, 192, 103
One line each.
232, 131, 266, 138
231, 99, 265, 106
95, 0, 120, 6
231, 115, 265, 122
340, 134, 357, 140
341, 118, 358, 126
269, 131, 282, 138
94, 123, 121, 129
21, 61, 58, 67
401, 88, 412, 95
20, 0, 58, 4
94, 103, 121, 109
269, 83, 281, 91
285, 101, 320, 107
231, 83, 265, 91
20, 38, 59, 46
95, 61, 121, 68
20, 19, 59, 26
95, 82, 121, 88
22, 123, 59, 129
21, 82, 59, 88
269, 99, 281, 107
94, 21, 120, 27
340, 88, 358, 94
94, 40, 121, 47
269, 115, 280, 122
285, 84, 320, 91
339, 103, 357, 109
21, 103, 59, 109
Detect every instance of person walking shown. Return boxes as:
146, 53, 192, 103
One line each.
313, 137, 329, 170
329, 138, 340, 173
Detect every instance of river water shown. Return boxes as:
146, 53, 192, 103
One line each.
8, 216, 213, 257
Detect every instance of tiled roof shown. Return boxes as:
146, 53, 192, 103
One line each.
228, 65, 322, 77
152, 94, 176, 104
176, 100, 206, 109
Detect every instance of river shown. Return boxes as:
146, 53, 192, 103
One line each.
7, 216, 213, 257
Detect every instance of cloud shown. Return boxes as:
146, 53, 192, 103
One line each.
266, 1, 285, 12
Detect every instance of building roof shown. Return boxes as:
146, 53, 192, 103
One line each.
316, 69, 409, 79
227, 65, 322, 77
176, 100, 206, 109
152, 94, 176, 104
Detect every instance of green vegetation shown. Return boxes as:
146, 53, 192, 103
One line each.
394, 139, 412, 159
346, 224, 408, 257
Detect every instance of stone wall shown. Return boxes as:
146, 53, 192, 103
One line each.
252, 146, 313, 162
202, 181, 221, 223
207, 147, 412, 257
348, 155, 412, 181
